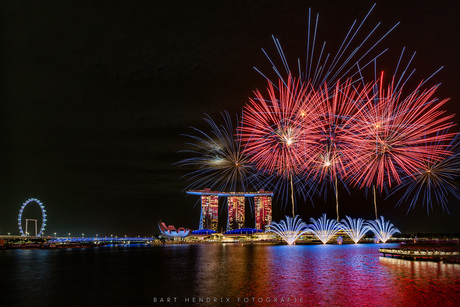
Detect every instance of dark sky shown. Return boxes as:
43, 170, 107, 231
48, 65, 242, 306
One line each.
1, 0, 459, 236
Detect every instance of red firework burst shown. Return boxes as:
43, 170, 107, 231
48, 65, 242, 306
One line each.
239, 74, 322, 216
239, 74, 319, 178
350, 72, 455, 190
304, 79, 376, 183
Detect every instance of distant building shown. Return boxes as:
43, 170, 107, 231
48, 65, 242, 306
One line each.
255, 191, 272, 231
228, 195, 245, 230
187, 189, 273, 232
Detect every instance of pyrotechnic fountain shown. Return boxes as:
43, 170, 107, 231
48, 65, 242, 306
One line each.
340, 216, 370, 244
267, 215, 309, 245
308, 214, 341, 244
366, 216, 400, 243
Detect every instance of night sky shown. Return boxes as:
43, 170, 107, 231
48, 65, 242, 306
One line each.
1, 0, 459, 236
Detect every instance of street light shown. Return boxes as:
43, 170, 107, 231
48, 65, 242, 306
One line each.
54, 232, 57, 237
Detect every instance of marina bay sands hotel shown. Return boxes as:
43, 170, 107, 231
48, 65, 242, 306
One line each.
186, 189, 273, 232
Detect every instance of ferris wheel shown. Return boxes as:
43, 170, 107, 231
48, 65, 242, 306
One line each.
18, 198, 47, 237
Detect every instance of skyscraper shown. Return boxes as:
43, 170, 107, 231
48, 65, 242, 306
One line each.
254, 191, 272, 231
201, 188, 219, 230
227, 195, 245, 230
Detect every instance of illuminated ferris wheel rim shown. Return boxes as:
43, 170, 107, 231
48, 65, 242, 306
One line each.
18, 198, 47, 237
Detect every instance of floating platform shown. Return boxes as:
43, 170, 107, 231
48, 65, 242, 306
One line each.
379, 247, 460, 263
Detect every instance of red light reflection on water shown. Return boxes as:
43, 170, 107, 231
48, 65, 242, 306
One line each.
192, 244, 460, 306
378, 257, 460, 306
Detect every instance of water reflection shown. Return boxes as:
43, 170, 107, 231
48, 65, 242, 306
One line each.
0, 244, 458, 306
191, 243, 459, 306
379, 256, 460, 306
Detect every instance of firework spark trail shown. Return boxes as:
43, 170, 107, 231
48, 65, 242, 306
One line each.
305, 80, 361, 181
180, 5, 458, 219
243, 4, 434, 221
304, 79, 376, 220
366, 216, 400, 243
350, 73, 455, 194
388, 132, 460, 213
239, 74, 321, 216
249, 4, 400, 218
308, 213, 341, 244
240, 75, 316, 177
347, 73, 455, 218
267, 215, 309, 245
340, 216, 370, 243
178, 111, 258, 193
352, 46, 451, 217
257, 4, 399, 89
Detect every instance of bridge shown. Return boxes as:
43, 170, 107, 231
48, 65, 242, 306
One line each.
49, 236, 156, 243
0, 235, 157, 244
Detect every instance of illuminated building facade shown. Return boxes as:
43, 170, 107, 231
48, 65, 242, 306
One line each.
255, 191, 272, 231
201, 189, 219, 231
227, 195, 245, 230
187, 189, 273, 232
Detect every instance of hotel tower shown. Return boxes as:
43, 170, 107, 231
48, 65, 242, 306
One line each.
254, 191, 272, 231
200, 189, 219, 231
227, 195, 245, 230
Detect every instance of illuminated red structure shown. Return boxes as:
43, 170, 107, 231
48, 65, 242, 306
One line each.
228, 195, 245, 230
187, 189, 273, 231
200, 188, 219, 231
255, 192, 272, 231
